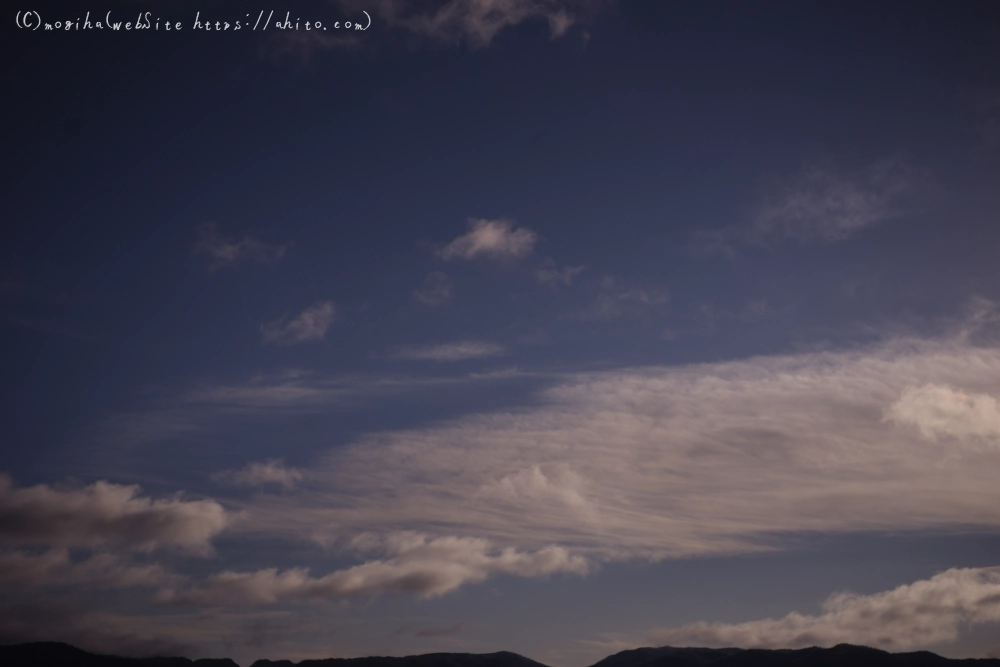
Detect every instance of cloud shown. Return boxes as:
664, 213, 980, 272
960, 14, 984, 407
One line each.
159, 533, 587, 606
752, 160, 914, 243
649, 566, 1000, 651
536, 264, 584, 287
195, 223, 287, 270
594, 278, 670, 318
0, 473, 228, 554
346, 0, 605, 48
477, 464, 596, 519
696, 159, 916, 253
261, 301, 335, 346
0, 548, 179, 590
437, 219, 537, 261
395, 341, 505, 361
213, 460, 305, 490
414, 271, 453, 305
236, 331, 1000, 562
885, 383, 1000, 442
91, 369, 535, 449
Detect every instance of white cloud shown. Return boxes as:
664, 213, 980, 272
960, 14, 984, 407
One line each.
261, 301, 335, 346
213, 460, 305, 490
236, 333, 1000, 562
0, 473, 228, 554
649, 566, 1000, 651
438, 219, 537, 261
350, 0, 604, 48
195, 223, 287, 270
159, 533, 587, 606
885, 383, 1000, 443
414, 271, 453, 306
477, 464, 597, 519
395, 341, 505, 361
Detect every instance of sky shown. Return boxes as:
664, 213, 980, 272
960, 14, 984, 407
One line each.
3, 0, 1000, 665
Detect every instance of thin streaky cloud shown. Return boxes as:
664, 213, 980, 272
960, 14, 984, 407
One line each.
234, 329, 1000, 562
394, 341, 505, 361
437, 219, 537, 261
593, 277, 670, 318
212, 459, 305, 490
157, 533, 587, 606
194, 223, 288, 270
695, 158, 917, 254
536, 264, 585, 287
261, 301, 336, 346
342, 0, 608, 49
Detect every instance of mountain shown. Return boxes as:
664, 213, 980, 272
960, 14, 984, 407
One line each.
2, 642, 1000, 667
586, 644, 1000, 667
0, 642, 239, 667
249, 651, 551, 667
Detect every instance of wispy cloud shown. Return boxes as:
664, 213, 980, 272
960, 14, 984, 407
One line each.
212, 459, 305, 490
158, 533, 587, 606
261, 301, 335, 346
649, 566, 1000, 651
593, 277, 669, 318
236, 327, 1000, 562
195, 223, 288, 270
414, 271, 454, 305
394, 341, 505, 361
0, 473, 228, 554
343, 0, 606, 48
696, 159, 917, 254
438, 219, 537, 261
91, 369, 538, 449
536, 264, 584, 287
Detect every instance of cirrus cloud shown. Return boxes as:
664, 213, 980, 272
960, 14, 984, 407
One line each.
437, 218, 537, 261
261, 301, 336, 346
212, 459, 305, 490
159, 533, 587, 606
236, 332, 1000, 562
394, 340, 505, 362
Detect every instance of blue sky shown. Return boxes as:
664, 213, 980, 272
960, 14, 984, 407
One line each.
3, 0, 1000, 665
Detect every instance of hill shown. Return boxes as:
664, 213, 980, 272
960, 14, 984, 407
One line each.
0, 641, 238, 667
586, 644, 1000, 667
3, 642, 1000, 667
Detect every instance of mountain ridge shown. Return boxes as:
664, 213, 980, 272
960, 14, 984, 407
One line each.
2, 641, 999, 667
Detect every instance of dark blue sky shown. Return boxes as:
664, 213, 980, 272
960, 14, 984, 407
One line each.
3, 1, 1000, 664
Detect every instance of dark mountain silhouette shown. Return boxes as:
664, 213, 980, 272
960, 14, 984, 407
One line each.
249, 651, 550, 667
2, 642, 1000, 667
0, 642, 238, 667
587, 644, 1000, 667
